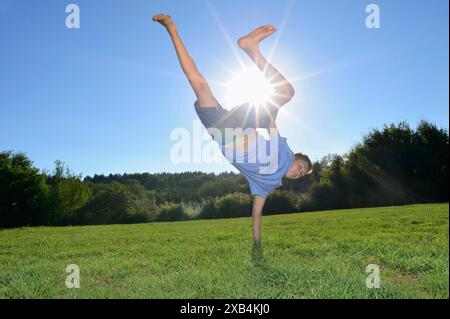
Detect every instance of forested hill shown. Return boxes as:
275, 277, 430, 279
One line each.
1, 120, 448, 227
83, 171, 312, 202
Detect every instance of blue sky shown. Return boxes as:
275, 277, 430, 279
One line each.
0, 0, 448, 176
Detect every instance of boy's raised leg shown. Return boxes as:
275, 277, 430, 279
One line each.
153, 13, 217, 107
238, 25, 295, 107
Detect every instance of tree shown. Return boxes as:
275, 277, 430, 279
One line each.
45, 161, 92, 225
0, 151, 48, 227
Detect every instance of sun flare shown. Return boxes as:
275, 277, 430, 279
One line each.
224, 66, 275, 108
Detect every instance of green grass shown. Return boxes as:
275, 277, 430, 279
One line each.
0, 203, 448, 299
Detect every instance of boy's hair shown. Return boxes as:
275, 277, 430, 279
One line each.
295, 152, 313, 175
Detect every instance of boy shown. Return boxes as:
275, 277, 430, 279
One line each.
153, 13, 312, 243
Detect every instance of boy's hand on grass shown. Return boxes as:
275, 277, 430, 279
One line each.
152, 13, 176, 31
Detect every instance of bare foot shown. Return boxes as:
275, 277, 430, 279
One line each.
152, 13, 176, 31
238, 25, 276, 52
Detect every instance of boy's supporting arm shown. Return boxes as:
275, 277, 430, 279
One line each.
252, 196, 266, 241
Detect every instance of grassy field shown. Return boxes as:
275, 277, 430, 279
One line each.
0, 203, 448, 299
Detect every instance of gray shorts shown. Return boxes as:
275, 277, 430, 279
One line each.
194, 100, 279, 131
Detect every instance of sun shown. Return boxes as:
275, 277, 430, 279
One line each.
224, 65, 275, 108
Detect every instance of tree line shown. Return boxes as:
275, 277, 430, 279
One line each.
0, 120, 448, 228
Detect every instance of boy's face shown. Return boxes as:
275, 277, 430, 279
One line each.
286, 158, 310, 180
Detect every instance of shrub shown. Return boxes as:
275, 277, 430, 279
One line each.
199, 193, 252, 219
46, 161, 92, 225
296, 193, 315, 212
197, 198, 219, 220
155, 202, 189, 222
77, 182, 134, 225
264, 190, 298, 215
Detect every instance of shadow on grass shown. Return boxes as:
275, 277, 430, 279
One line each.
249, 241, 294, 297
250, 241, 286, 277
251, 241, 265, 266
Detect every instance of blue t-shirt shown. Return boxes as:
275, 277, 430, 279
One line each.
222, 132, 294, 198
